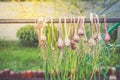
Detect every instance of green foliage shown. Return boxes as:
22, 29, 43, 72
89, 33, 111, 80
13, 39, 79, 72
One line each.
17, 25, 38, 47
0, 40, 18, 49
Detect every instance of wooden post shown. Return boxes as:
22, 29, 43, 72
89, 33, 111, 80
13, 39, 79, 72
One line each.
0, 18, 120, 24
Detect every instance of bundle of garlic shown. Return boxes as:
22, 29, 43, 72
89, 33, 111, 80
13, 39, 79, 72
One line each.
95, 15, 102, 41
34, 17, 47, 48
78, 17, 84, 36
88, 13, 96, 47
64, 17, 70, 47
70, 17, 76, 50
73, 17, 80, 43
34, 15, 111, 50
57, 17, 65, 49
104, 16, 111, 44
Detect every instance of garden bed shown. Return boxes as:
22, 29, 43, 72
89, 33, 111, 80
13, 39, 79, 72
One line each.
0, 67, 120, 80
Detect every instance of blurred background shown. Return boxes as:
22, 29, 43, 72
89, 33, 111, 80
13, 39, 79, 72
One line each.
0, 0, 120, 41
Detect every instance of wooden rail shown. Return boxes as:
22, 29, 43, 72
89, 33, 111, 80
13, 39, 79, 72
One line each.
0, 18, 120, 24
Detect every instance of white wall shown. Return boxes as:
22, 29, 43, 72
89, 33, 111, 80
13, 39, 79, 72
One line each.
0, 1, 120, 41
0, 2, 71, 40
0, 24, 32, 40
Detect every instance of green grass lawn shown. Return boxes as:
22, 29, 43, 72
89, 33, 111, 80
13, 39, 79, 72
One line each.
0, 41, 43, 71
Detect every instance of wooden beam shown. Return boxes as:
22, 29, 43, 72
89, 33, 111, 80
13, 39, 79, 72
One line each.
0, 18, 120, 24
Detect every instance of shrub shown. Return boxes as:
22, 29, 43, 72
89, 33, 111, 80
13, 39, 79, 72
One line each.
17, 25, 38, 46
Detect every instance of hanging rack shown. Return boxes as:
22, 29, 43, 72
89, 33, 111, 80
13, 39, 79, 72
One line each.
0, 18, 120, 24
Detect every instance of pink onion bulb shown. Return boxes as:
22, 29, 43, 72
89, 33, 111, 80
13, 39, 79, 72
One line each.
74, 17, 80, 43
82, 37, 87, 43
40, 28, 46, 41
104, 32, 110, 44
104, 17, 110, 44
70, 40, 76, 50
57, 17, 64, 49
74, 35, 80, 43
65, 37, 70, 46
34, 18, 38, 28
78, 17, 84, 36
95, 15, 102, 41
64, 17, 70, 46
34, 23, 38, 29
58, 36, 65, 49
88, 37, 96, 47
97, 34, 102, 41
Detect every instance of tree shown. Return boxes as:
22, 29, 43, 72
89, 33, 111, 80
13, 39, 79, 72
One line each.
61, 0, 120, 16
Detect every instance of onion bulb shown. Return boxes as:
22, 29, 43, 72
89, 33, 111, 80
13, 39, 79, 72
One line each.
104, 32, 110, 44
78, 17, 84, 36
104, 17, 110, 44
58, 36, 64, 49
64, 17, 70, 46
96, 15, 102, 41
40, 27, 46, 41
65, 37, 70, 46
88, 37, 96, 47
57, 17, 64, 49
97, 34, 102, 41
70, 40, 76, 50
34, 18, 38, 28
34, 23, 38, 29
74, 17, 80, 43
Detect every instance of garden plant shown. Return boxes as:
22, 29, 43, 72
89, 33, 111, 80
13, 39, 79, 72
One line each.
34, 14, 115, 80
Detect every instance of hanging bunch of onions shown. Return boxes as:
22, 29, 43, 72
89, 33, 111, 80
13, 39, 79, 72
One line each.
78, 17, 84, 36
34, 18, 39, 29
70, 17, 76, 50
80, 17, 88, 42
70, 40, 76, 50
73, 17, 80, 43
57, 17, 64, 49
35, 17, 47, 47
93, 15, 102, 41
88, 13, 96, 47
40, 28, 46, 41
39, 18, 47, 41
95, 15, 102, 41
88, 36, 96, 47
104, 16, 111, 44
93, 16, 98, 40
64, 17, 70, 47
35, 15, 111, 50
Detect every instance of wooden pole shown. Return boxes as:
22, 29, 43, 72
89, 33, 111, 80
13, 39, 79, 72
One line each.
0, 18, 120, 24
